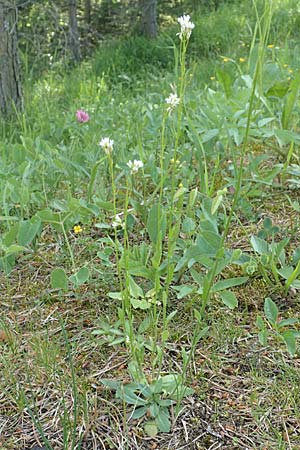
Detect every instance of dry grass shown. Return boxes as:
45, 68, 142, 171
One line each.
1, 197, 300, 450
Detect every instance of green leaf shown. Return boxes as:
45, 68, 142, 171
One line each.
282, 72, 300, 129
212, 276, 248, 292
182, 217, 196, 233
264, 297, 278, 326
258, 329, 268, 346
256, 315, 265, 330
155, 407, 171, 433
17, 217, 41, 246
219, 290, 238, 309
37, 209, 63, 232
166, 310, 178, 324
278, 318, 298, 328
130, 297, 151, 310
152, 378, 163, 395
69, 267, 89, 286
51, 268, 68, 291
281, 330, 297, 356
4, 244, 27, 255
100, 379, 120, 390
174, 284, 195, 299
122, 388, 147, 406
146, 203, 166, 244
138, 316, 152, 333
131, 406, 148, 419
107, 291, 122, 300
216, 67, 233, 98
250, 236, 269, 255
144, 421, 158, 437
129, 276, 144, 298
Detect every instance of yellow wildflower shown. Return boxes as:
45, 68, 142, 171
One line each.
267, 44, 275, 49
73, 225, 83, 234
288, 69, 293, 74
222, 57, 230, 63
239, 57, 246, 63
283, 64, 288, 68
210, 76, 216, 80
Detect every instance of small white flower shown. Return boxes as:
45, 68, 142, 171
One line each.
100, 137, 114, 155
127, 159, 144, 174
165, 92, 180, 114
111, 214, 125, 229
177, 14, 195, 40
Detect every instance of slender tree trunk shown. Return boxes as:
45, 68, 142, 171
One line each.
140, 0, 157, 38
0, 0, 22, 118
68, 0, 80, 62
84, 0, 91, 25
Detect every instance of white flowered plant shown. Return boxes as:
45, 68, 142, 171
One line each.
127, 159, 144, 174
100, 137, 114, 155
165, 92, 180, 115
177, 14, 195, 41
111, 214, 125, 229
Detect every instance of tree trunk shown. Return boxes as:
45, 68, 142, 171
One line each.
140, 0, 157, 38
84, 0, 91, 24
68, 0, 80, 62
0, 0, 22, 118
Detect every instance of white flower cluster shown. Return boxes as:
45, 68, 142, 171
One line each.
100, 137, 114, 155
111, 214, 125, 229
165, 92, 180, 114
127, 159, 144, 174
177, 14, 195, 41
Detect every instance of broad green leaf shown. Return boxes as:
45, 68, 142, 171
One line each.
264, 297, 278, 325
69, 267, 89, 286
278, 318, 298, 328
138, 316, 152, 333
51, 268, 68, 291
146, 203, 166, 244
282, 72, 300, 129
281, 330, 297, 356
130, 297, 151, 310
250, 236, 269, 255
152, 378, 163, 394
160, 374, 179, 394
182, 217, 196, 233
17, 218, 41, 246
128, 260, 154, 280
2, 223, 19, 246
129, 276, 144, 298
5, 244, 27, 255
122, 389, 147, 407
101, 379, 120, 390
219, 290, 238, 309
174, 285, 195, 299
155, 407, 171, 433
108, 291, 122, 300
256, 315, 264, 330
258, 329, 268, 346
216, 68, 233, 98
131, 406, 148, 419
212, 276, 248, 292
37, 209, 63, 232
201, 128, 219, 143
144, 421, 158, 437
166, 310, 178, 324
277, 266, 293, 280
